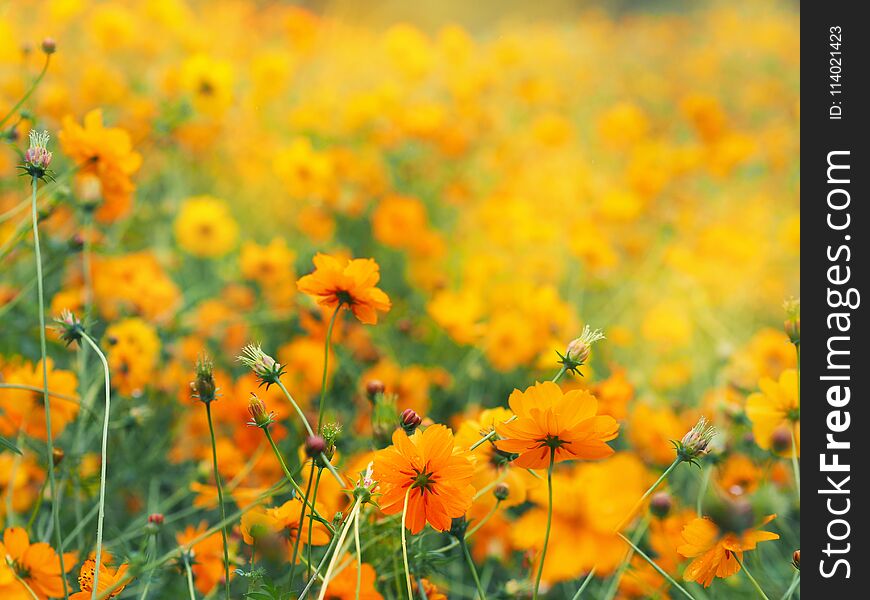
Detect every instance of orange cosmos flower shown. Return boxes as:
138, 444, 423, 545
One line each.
372, 424, 474, 534
0, 527, 74, 599
70, 559, 130, 599
320, 562, 384, 600
58, 109, 142, 224
296, 253, 391, 325
494, 381, 619, 469
677, 515, 779, 587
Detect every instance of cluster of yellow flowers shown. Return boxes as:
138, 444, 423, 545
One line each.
0, 1, 798, 599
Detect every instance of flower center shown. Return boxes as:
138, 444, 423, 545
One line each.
335, 290, 354, 306
412, 469, 434, 491
540, 435, 565, 450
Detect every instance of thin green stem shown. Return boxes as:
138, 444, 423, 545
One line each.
615, 457, 681, 533
466, 500, 500, 540
204, 402, 232, 600
696, 464, 712, 516
735, 555, 771, 600
275, 379, 316, 438
26, 479, 48, 533
603, 518, 649, 600
79, 332, 112, 600
781, 571, 800, 600
31, 174, 68, 600
461, 539, 487, 600
617, 533, 697, 600
183, 554, 198, 600
0, 54, 51, 129
289, 463, 317, 588
401, 487, 414, 600
571, 568, 597, 600
354, 503, 362, 600
307, 467, 324, 579
298, 521, 341, 600
262, 427, 334, 533
533, 448, 556, 600
317, 304, 341, 430
316, 498, 361, 600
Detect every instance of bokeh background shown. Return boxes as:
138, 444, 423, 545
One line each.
1, 1, 800, 598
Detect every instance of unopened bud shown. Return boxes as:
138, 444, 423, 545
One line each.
649, 491, 673, 518
148, 513, 165, 525
366, 379, 385, 400
191, 355, 217, 403
792, 549, 800, 570
247, 393, 274, 428
52, 447, 65, 466
400, 408, 422, 434
770, 426, 792, 454
708, 496, 754, 535
783, 298, 800, 344
238, 344, 284, 389
674, 416, 717, 465
41, 38, 57, 55
494, 482, 510, 502
305, 435, 326, 458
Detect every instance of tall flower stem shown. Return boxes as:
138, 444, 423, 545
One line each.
183, 554, 197, 600
570, 567, 597, 600
735, 555, 771, 600
317, 304, 342, 430
307, 467, 324, 579
289, 463, 317, 588
78, 331, 113, 600
354, 504, 362, 600
461, 539, 487, 600
204, 402, 231, 600
0, 55, 51, 128
617, 533, 696, 600
30, 174, 68, 599
466, 500, 501, 540
533, 448, 556, 600
401, 487, 414, 600
316, 498, 361, 600
262, 428, 334, 533
614, 457, 681, 533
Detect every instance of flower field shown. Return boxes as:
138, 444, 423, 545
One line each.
1, 1, 800, 599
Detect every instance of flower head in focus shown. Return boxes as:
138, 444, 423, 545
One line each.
297, 253, 391, 325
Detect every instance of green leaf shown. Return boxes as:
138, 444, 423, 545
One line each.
0, 434, 22, 455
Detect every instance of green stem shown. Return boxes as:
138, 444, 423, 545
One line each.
735, 555, 771, 600
466, 500, 500, 540
31, 174, 68, 600
781, 571, 800, 600
0, 54, 50, 129
533, 448, 556, 600
603, 518, 649, 600
317, 304, 341, 430
183, 553, 198, 600
289, 463, 317, 588
461, 539, 487, 599
401, 487, 414, 600
26, 478, 48, 533
262, 428, 334, 533
79, 332, 112, 600
354, 503, 362, 600
618, 533, 696, 599
615, 457, 681, 533
696, 464, 712, 516
316, 498, 361, 600
792, 342, 800, 499
571, 568, 597, 600
307, 467, 324, 579
204, 402, 232, 600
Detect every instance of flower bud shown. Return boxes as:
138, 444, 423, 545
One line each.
52, 447, 65, 466
674, 416, 717, 465
305, 435, 327, 458
366, 379, 385, 400
494, 482, 510, 502
53, 309, 85, 347
148, 513, 165, 525
783, 298, 800, 345
23, 130, 53, 177
41, 38, 57, 55
191, 355, 217, 403
247, 393, 274, 428
792, 549, 800, 570
770, 426, 792, 454
400, 408, 422, 434
558, 324, 605, 374
238, 344, 284, 389
649, 491, 672, 518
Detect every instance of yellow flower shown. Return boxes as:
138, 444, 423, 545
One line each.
746, 369, 799, 457
104, 318, 161, 396
174, 195, 239, 258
